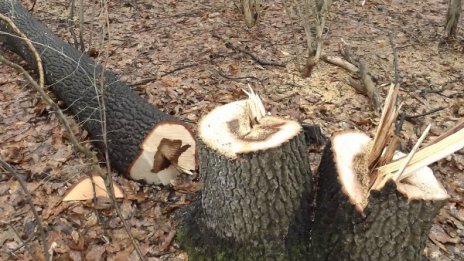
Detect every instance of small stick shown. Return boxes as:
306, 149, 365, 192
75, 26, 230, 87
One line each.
395, 107, 446, 134
213, 67, 262, 83
0, 14, 44, 89
388, 33, 400, 86
78, 0, 85, 52
130, 63, 198, 86
67, 0, 80, 49
223, 41, 286, 68
395, 124, 431, 181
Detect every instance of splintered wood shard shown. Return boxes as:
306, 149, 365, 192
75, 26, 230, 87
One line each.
63, 175, 124, 201
372, 124, 431, 190
377, 125, 464, 180
368, 84, 399, 169
243, 84, 266, 124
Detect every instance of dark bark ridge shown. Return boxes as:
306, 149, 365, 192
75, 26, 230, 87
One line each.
178, 134, 313, 261
312, 140, 447, 261
0, 0, 194, 182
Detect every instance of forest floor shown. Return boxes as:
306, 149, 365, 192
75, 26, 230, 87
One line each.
0, 0, 463, 260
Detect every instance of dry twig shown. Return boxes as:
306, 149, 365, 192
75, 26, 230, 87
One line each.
388, 33, 400, 86
130, 63, 198, 87
67, 0, 79, 50
222, 40, 286, 67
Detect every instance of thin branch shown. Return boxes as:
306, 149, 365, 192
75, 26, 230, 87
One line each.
359, 60, 382, 110
223, 41, 286, 67
313, 0, 329, 63
78, 0, 85, 52
388, 33, 399, 86
130, 63, 198, 87
0, 55, 88, 157
29, 0, 38, 12
395, 107, 446, 134
67, 0, 80, 49
213, 66, 263, 83
0, 160, 49, 261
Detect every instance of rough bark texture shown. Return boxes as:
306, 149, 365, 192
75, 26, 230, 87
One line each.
240, 0, 260, 27
0, 0, 184, 176
178, 133, 313, 260
312, 141, 447, 261
445, 0, 462, 37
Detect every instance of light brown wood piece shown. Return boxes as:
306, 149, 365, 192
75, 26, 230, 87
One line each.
378, 127, 464, 178
63, 175, 124, 201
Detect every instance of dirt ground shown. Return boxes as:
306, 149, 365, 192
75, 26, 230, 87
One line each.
0, 0, 463, 260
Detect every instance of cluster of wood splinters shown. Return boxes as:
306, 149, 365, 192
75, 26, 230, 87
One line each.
366, 84, 464, 191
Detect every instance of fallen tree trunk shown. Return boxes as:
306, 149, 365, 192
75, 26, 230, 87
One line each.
177, 92, 313, 260
0, 0, 196, 184
312, 131, 448, 260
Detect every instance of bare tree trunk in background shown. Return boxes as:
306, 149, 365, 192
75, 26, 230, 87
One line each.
286, 0, 331, 78
313, 0, 331, 63
445, 0, 462, 37
240, 0, 260, 27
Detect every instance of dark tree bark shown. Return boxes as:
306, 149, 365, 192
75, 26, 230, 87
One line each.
311, 135, 448, 261
178, 135, 313, 261
445, 0, 462, 38
0, 0, 195, 184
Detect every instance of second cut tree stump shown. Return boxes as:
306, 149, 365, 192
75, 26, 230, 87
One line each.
311, 131, 449, 260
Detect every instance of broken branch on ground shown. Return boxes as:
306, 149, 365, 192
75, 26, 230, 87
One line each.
321, 42, 382, 111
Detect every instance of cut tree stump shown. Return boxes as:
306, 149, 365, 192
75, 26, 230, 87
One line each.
0, 0, 196, 185
311, 131, 449, 261
177, 92, 313, 260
